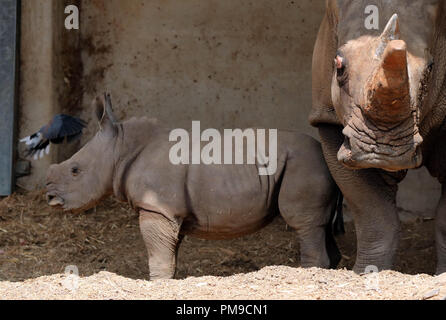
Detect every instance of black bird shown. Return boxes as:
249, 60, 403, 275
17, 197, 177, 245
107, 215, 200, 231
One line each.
20, 114, 87, 160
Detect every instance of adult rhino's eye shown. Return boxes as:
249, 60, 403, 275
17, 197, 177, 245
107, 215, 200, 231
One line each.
334, 54, 348, 88
335, 55, 344, 70
71, 167, 80, 176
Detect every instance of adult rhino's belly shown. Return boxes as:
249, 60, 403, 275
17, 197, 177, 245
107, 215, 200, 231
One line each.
181, 164, 278, 240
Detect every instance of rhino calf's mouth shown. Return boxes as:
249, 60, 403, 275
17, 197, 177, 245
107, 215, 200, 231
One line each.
47, 194, 65, 207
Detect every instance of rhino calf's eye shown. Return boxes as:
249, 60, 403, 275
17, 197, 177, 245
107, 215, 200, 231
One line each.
71, 167, 80, 176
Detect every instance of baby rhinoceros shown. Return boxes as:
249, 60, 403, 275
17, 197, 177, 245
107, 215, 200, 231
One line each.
46, 94, 343, 280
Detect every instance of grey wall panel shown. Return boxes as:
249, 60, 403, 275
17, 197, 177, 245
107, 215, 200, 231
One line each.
0, 0, 19, 196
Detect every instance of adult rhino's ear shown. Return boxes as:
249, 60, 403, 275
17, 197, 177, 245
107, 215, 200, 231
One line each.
92, 93, 118, 135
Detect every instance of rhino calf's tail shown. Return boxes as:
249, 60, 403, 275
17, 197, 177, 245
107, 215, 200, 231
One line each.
333, 190, 345, 236
325, 187, 345, 268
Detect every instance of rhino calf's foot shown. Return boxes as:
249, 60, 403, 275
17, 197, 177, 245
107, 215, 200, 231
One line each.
299, 238, 331, 269
139, 210, 182, 280
281, 212, 333, 269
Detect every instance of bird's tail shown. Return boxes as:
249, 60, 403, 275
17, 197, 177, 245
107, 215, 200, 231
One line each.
20, 133, 50, 160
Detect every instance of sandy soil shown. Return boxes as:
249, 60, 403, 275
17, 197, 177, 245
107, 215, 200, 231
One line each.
0, 190, 444, 300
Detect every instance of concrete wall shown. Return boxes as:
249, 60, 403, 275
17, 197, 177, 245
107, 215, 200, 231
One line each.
17, 0, 59, 189
79, 0, 322, 136
17, 0, 441, 215
17, 0, 83, 190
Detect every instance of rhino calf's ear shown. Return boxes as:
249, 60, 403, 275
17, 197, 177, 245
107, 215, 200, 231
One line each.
93, 95, 106, 123
92, 94, 118, 135
104, 93, 118, 124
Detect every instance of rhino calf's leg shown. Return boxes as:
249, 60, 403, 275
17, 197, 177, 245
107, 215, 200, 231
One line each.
435, 185, 446, 275
139, 210, 182, 280
278, 137, 340, 269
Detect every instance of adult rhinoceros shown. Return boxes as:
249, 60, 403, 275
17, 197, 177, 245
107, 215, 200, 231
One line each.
311, 0, 446, 274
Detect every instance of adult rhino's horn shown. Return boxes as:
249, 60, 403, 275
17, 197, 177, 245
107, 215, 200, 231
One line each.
376, 14, 400, 58
381, 39, 408, 72
365, 39, 411, 124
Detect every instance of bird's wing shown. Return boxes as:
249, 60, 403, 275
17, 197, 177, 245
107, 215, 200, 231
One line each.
41, 114, 87, 143
20, 114, 87, 160
57, 114, 87, 138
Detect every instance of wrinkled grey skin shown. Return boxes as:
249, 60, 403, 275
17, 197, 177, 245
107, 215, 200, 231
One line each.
311, 0, 446, 274
47, 96, 341, 280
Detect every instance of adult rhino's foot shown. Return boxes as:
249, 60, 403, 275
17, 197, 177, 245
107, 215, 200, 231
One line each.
352, 243, 398, 274
352, 221, 400, 274
353, 261, 393, 274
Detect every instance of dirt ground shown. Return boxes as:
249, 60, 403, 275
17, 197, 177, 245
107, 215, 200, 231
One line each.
0, 190, 444, 300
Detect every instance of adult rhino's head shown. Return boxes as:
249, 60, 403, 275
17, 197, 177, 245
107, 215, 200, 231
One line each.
46, 94, 118, 211
325, 2, 440, 172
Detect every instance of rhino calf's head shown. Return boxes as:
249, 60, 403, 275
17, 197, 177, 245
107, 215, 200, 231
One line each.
46, 94, 118, 212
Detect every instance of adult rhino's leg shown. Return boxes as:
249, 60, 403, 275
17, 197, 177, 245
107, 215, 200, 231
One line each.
435, 185, 446, 275
139, 210, 182, 280
318, 124, 401, 273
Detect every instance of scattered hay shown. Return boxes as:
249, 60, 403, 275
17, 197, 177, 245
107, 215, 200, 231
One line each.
0, 190, 142, 281
0, 267, 445, 300
0, 190, 441, 299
